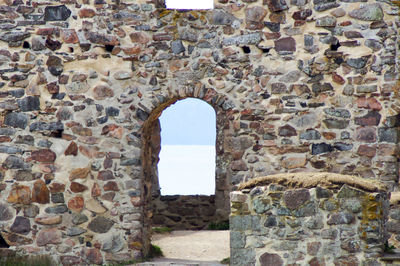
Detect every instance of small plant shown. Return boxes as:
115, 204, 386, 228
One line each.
152, 227, 173, 234
220, 257, 230, 264
384, 241, 396, 254
208, 220, 229, 230
0, 255, 55, 266
148, 244, 163, 258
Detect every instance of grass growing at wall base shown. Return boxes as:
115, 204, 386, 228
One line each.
207, 220, 229, 230
0, 255, 55, 266
152, 227, 173, 234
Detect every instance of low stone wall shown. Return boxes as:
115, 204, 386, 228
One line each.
152, 195, 216, 230
230, 173, 389, 266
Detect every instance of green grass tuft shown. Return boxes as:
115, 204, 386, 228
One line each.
152, 227, 173, 234
148, 244, 163, 258
220, 257, 230, 264
207, 220, 229, 230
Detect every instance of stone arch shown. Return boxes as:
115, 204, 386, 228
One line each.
138, 86, 235, 246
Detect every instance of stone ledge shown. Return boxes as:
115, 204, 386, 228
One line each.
238, 172, 386, 192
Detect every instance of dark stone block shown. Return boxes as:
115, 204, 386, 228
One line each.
10, 216, 30, 235
30, 121, 64, 132
355, 111, 381, 126
378, 128, 399, 143
334, 142, 353, 151
105, 106, 120, 117
4, 112, 28, 129
312, 143, 333, 155
323, 118, 350, 129
44, 5, 71, 21
45, 204, 68, 214
316, 186, 333, 198
18, 96, 40, 112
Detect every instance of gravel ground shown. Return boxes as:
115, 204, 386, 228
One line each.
150, 230, 230, 262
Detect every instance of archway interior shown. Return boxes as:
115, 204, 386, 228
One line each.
158, 98, 216, 196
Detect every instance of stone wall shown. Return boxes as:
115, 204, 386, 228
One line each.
152, 195, 216, 229
230, 172, 389, 266
0, 0, 397, 263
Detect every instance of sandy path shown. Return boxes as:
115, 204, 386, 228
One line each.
151, 230, 230, 262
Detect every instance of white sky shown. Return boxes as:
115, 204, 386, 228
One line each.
166, 0, 214, 9
159, 98, 216, 195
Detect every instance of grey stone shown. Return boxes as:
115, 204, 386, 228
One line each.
264, 216, 277, 227
105, 106, 120, 117
323, 108, 351, 118
230, 231, 246, 248
10, 216, 30, 235
378, 128, 399, 143
223, 33, 262, 46
323, 118, 350, 129
231, 248, 255, 266
349, 4, 383, 21
30, 121, 64, 132
316, 186, 333, 198
0, 128, 16, 136
209, 10, 238, 25
72, 213, 89, 225
305, 216, 324, 229
342, 199, 362, 213
327, 212, 355, 225
24, 205, 39, 218
365, 39, 382, 51
321, 229, 338, 240
17, 96, 40, 112
337, 185, 366, 198
67, 227, 87, 236
356, 85, 377, 93
179, 30, 198, 42
171, 40, 185, 54
88, 216, 114, 233
334, 142, 353, 151
4, 112, 28, 129
0, 146, 23, 154
279, 71, 301, 83
0, 203, 13, 221
44, 5, 71, 21
102, 234, 124, 253
266, 0, 288, 12
51, 193, 65, 204
45, 204, 68, 214
299, 130, 322, 140
343, 85, 354, 96
316, 16, 337, 27
387, 221, 400, 233
32, 36, 46, 51
0, 32, 30, 43
293, 202, 316, 217
3, 155, 30, 169
346, 57, 367, 69
265, 22, 280, 32
252, 197, 271, 214
38, 140, 53, 148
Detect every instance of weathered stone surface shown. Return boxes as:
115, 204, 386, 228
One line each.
93, 85, 114, 100
274, 37, 296, 52
284, 189, 310, 210
4, 112, 28, 129
88, 216, 114, 233
68, 196, 84, 212
223, 33, 262, 46
327, 212, 355, 225
69, 167, 90, 180
72, 213, 89, 225
45, 204, 68, 214
349, 4, 383, 21
0, 203, 14, 221
10, 216, 30, 235
86, 248, 103, 265
35, 215, 62, 225
7, 185, 31, 204
36, 228, 62, 246
102, 234, 124, 253
0, 32, 30, 43
356, 127, 376, 143
67, 226, 87, 236
32, 179, 50, 204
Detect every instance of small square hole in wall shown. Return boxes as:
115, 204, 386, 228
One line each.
166, 0, 213, 9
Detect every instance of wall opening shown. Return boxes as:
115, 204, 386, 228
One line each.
0, 233, 9, 248
165, 0, 214, 10
158, 98, 216, 196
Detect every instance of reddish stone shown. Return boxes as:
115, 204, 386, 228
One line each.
93, 85, 114, 100
0, 136, 11, 142
70, 182, 88, 193
356, 127, 376, 143
61, 29, 79, 44
357, 145, 376, 157
30, 149, 56, 163
129, 32, 150, 44
31, 179, 50, 204
356, 97, 382, 111
284, 188, 310, 210
377, 144, 397, 156
35, 215, 62, 225
78, 8, 96, 18
92, 183, 101, 197
130, 196, 142, 206
68, 196, 84, 212
49, 182, 65, 193
71, 126, 92, 136
274, 37, 296, 52
103, 181, 119, 192
36, 28, 54, 36
69, 167, 90, 181
307, 242, 321, 255
278, 124, 297, 137
65, 141, 78, 156
79, 146, 105, 158
46, 82, 60, 94
281, 156, 306, 169
86, 248, 103, 265
103, 157, 112, 169
322, 132, 336, 140
292, 9, 312, 20
309, 257, 326, 266
102, 192, 115, 202
230, 160, 248, 171
122, 46, 141, 55
98, 170, 114, 181
259, 252, 283, 266
7, 185, 31, 204
334, 256, 359, 266
36, 228, 62, 246
355, 111, 381, 126
153, 33, 172, 41
332, 72, 345, 85
58, 74, 69, 84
